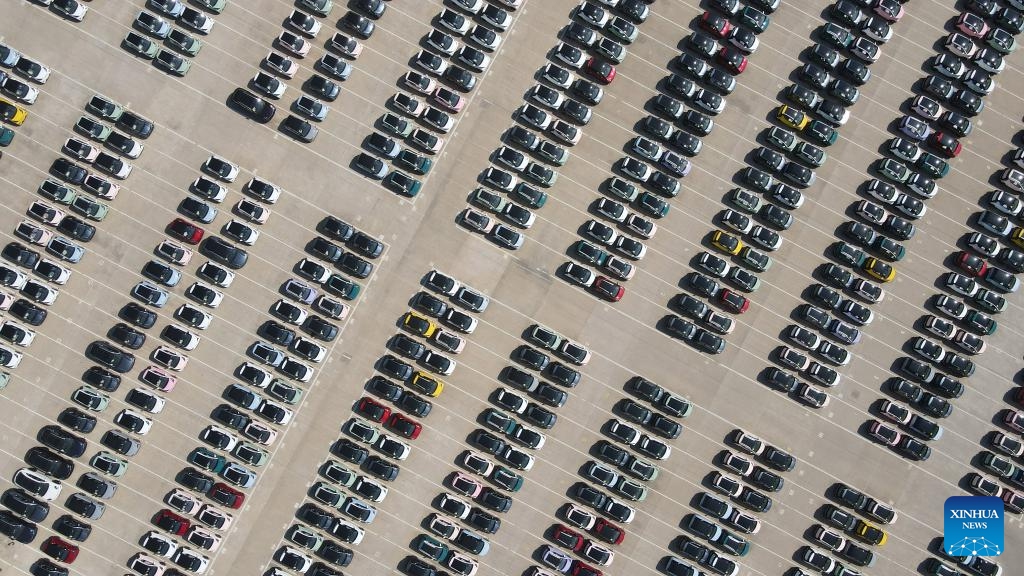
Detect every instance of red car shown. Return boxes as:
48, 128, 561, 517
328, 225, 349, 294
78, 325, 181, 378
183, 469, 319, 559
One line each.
154, 509, 191, 536
716, 46, 747, 74
591, 276, 624, 301
388, 413, 422, 439
929, 131, 961, 158
591, 518, 625, 545
572, 561, 603, 576
552, 523, 585, 552
584, 57, 616, 85
208, 482, 245, 509
956, 250, 988, 277
717, 289, 749, 313
356, 396, 391, 422
41, 536, 79, 563
700, 11, 732, 38
168, 218, 204, 244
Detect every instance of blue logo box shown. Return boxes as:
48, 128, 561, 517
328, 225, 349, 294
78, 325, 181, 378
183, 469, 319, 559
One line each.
944, 496, 1004, 557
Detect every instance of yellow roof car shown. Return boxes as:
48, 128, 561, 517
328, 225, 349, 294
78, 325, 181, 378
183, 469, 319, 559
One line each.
710, 230, 743, 256
856, 520, 887, 546
402, 311, 436, 338
0, 97, 28, 126
410, 371, 443, 397
1010, 226, 1024, 250
776, 105, 808, 130
863, 258, 895, 283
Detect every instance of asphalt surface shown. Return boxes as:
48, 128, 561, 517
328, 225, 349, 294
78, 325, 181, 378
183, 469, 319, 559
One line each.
0, 0, 1022, 575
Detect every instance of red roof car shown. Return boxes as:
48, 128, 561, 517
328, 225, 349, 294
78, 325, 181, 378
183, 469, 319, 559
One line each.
41, 536, 79, 563
168, 218, 204, 245
592, 518, 625, 545
553, 523, 585, 552
356, 396, 391, 423
388, 413, 422, 439
208, 482, 245, 509
956, 251, 988, 277
584, 58, 616, 84
154, 508, 191, 536
717, 289, 749, 313
591, 276, 624, 301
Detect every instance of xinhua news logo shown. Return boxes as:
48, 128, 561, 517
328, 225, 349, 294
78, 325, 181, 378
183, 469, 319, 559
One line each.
944, 496, 1004, 557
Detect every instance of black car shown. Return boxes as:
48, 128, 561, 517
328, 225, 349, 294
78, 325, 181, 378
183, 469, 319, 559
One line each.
202, 236, 248, 269
2, 488, 49, 522
86, 340, 135, 373
26, 447, 74, 480
58, 408, 96, 433
120, 302, 157, 329
38, 425, 87, 458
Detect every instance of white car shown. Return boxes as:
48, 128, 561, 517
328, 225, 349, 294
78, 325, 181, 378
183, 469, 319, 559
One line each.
203, 155, 239, 182
152, 345, 188, 371
186, 526, 222, 552
196, 504, 234, 531
13, 467, 61, 500
186, 282, 225, 308
140, 530, 178, 558
172, 547, 210, 574
245, 177, 282, 204
115, 408, 153, 435
175, 304, 212, 330
0, 320, 35, 346
0, 345, 24, 368
157, 240, 193, 265
128, 554, 167, 575
0, 266, 28, 289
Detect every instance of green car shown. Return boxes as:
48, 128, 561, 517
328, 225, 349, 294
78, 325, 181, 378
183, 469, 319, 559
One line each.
75, 116, 112, 142
123, 32, 159, 59
155, 50, 191, 76
491, 466, 523, 492
876, 158, 910, 183
188, 447, 227, 474
511, 183, 547, 209
70, 196, 109, 221
39, 180, 77, 204
325, 274, 360, 300
413, 534, 449, 562
193, 0, 227, 14
233, 442, 269, 467
394, 149, 432, 175
286, 524, 324, 552
0, 126, 13, 147
383, 170, 421, 197
91, 451, 129, 477
0, 371, 9, 390
167, 28, 202, 56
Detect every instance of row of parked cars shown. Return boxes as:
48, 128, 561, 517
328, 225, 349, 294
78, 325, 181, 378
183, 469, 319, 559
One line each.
225, 0, 383, 141
254, 222, 388, 576
536, 372, 684, 576
352, 0, 512, 198
663, 424, 794, 576
1, 94, 159, 576
794, 482, 899, 576
425, 311, 599, 576
856, 0, 1022, 498
734, 0, 918, 419
125, 0, 223, 76
393, 270, 525, 576
0, 39, 50, 150
451, 0, 633, 256
123, 153, 278, 576
647, 0, 781, 353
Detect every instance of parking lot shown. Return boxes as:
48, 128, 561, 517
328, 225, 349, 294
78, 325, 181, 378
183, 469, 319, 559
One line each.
1, 0, 1023, 575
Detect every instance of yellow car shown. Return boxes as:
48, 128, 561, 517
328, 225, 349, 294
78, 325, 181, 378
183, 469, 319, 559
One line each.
863, 258, 895, 283
855, 520, 887, 546
776, 105, 808, 130
710, 230, 743, 256
1010, 226, 1024, 250
410, 371, 443, 397
0, 97, 28, 126
402, 311, 436, 338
